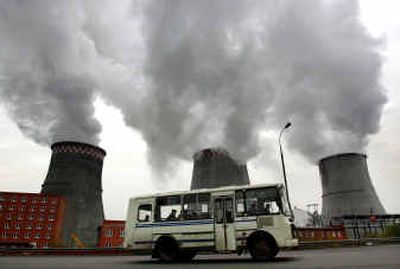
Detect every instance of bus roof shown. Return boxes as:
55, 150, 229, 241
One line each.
129, 182, 284, 201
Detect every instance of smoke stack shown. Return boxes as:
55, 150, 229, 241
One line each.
319, 153, 385, 222
191, 148, 250, 190
41, 141, 106, 247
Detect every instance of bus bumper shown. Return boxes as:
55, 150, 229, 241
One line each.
285, 238, 299, 248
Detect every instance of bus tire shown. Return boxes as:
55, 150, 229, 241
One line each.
247, 232, 278, 261
178, 251, 196, 262
155, 236, 179, 263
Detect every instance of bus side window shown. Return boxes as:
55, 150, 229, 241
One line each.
183, 193, 210, 220
156, 196, 182, 222
137, 204, 152, 222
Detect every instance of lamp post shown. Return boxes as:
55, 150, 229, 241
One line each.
279, 122, 294, 217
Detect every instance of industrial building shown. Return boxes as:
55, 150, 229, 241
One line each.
319, 153, 386, 222
97, 220, 125, 248
0, 192, 66, 248
191, 148, 250, 190
41, 141, 107, 247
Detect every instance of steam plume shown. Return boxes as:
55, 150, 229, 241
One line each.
0, 0, 387, 171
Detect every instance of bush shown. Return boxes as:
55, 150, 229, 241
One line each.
384, 224, 400, 237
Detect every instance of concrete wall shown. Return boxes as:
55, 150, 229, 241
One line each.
319, 153, 385, 222
191, 148, 250, 190
41, 141, 106, 247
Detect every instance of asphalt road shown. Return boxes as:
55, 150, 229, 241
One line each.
0, 244, 399, 269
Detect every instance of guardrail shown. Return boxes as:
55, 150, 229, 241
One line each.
298, 237, 400, 249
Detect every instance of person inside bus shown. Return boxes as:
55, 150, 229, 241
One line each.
248, 201, 258, 215
166, 209, 177, 221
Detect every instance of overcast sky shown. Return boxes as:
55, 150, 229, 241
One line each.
0, 0, 399, 220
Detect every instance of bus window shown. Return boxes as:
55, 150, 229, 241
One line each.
183, 193, 210, 220
263, 201, 280, 214
225, 198, 234, 223
155, 196, 182, 222
137, 204, 152, 222
245, 187, 281, 216
214, 199, 223, 224
279, 187, 292, 216
235, 190, 246, 217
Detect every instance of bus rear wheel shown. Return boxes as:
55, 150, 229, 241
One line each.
155, 236, 179, 263
249, 236, 278, 261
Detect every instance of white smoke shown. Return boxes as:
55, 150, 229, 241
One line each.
0, 0, 387, 171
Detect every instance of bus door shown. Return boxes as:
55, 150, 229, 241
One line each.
213, 195, 236, 252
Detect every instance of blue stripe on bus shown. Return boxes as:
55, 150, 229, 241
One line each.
134, 238, 215, 244
135, 218, 256, 228
135, 219, 214, 228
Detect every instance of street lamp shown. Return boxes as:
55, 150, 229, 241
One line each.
279, 122, 294, 217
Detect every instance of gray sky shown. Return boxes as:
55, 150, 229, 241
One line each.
0, 0, 399, 220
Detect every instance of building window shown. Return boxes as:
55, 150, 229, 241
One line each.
105, 241, 112, 248
50, 206, 56, 213
36, 223, 43, 230
50, 199, 57, 205
26, 223, 32, 230
39, 205, 46, 212
41, 197, 48, 203
12, 233, 19, 239
105, 229, 113, 238
6, 213, 12, 220
15, 223, 21, 230
28, 214, 35, 220
45, 233, 51, 239
4, 222, 11, 229
11, 197, 17, 203
38, 215, 44, 222
30, 206, 36, 212
17, 214, 23, 220
0, 204, 3, 211
1, 232, 7, 239
9, 204, 16, 211
34, 233, 40, 239
32, 198, 38, 204
47, 223, 53, 230
21, 197, 27, 203
24, 232, 31, 239
19, 205, 26, 212
120, 229, 125, 238
48, 215, 56, 221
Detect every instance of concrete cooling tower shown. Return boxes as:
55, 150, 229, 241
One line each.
41, 141, 106, 247
191, 148, 250, 190
319, 153, 385, 222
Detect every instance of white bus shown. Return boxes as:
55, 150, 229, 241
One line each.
124, 183, 298, 262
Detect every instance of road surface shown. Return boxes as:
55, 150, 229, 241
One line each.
0, 244, 399, 269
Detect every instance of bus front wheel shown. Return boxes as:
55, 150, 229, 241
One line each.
179, 251, 196, 262
248, 234, 278, 261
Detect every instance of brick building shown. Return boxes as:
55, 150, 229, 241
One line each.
98, 220, 125, 248
0, 192, 66, 248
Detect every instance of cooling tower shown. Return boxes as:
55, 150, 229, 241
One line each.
191, 148, 250, 190
41, 141, 106, 247
319, 153, 385, 222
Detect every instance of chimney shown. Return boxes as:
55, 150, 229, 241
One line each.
191, 148, 250, 190
41, 141, 106, 247
319, 153, 385, 222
